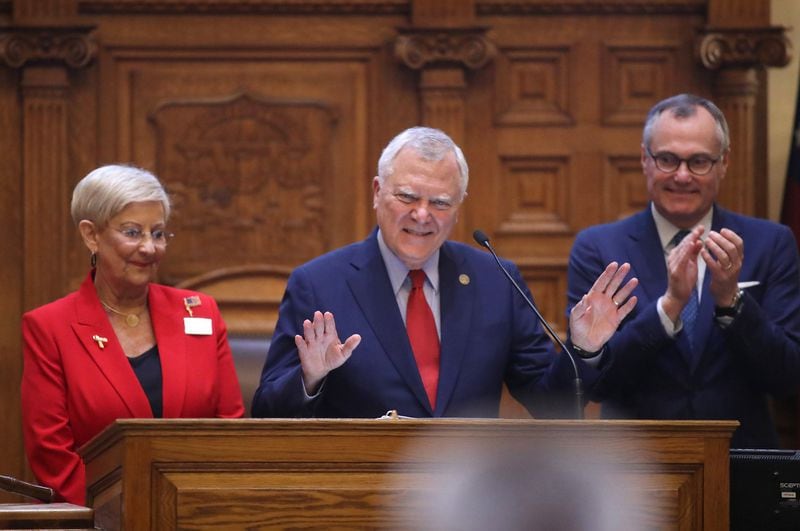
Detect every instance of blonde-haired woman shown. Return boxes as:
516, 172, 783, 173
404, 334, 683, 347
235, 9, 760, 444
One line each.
21, 165, 244, 504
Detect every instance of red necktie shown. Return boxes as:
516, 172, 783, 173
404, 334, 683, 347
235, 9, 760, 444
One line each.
406, 269, 440, 409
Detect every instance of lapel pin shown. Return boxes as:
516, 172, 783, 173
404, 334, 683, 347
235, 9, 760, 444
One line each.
183, 295, 201, 317
459, 274, 470, 286
91, 335, 108, 349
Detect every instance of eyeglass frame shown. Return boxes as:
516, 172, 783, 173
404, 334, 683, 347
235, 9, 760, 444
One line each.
645, 147, 722, 176
110, 226, 175, 247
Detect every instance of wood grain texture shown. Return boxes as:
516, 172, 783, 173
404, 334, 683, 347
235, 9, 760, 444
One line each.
81, 418, 737, 530
0, 502, 94, 529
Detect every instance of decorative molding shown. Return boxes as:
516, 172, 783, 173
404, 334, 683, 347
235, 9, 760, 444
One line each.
23, 97, 70, 310
605, 155, 647, 220
602, 42, 679, 126
79, 0, 407, 15
477, 0, 704, 16
523, 270, 567, 332
0, 26, 96, 69
696, 26, 791, 70
13, 0, 78, 19
711, 71, 761, 216
395, 27, 496, 71
149, 92, 337, 279
496, 155, 572, 235
495, 46, 573, 126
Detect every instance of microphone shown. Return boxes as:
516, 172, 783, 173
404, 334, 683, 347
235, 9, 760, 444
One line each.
473, 229, 584, 419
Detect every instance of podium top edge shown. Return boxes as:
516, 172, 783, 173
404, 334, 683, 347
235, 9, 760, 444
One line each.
79, 418, 739, 459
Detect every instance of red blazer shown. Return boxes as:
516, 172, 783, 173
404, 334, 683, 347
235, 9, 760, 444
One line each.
21, 272, 244, 505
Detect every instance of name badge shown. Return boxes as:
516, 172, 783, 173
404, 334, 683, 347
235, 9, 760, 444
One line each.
184, 317, 212, 335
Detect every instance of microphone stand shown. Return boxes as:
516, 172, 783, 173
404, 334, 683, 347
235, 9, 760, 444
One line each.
473, 230, 584, 420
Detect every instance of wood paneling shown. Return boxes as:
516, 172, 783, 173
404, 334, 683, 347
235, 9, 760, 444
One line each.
21, 66, 70, 311
601, 41, 681, 126
495, 45, 574, 126
0, 63, 24, 502
105, 53, 376, 276
0, 0, 790, 500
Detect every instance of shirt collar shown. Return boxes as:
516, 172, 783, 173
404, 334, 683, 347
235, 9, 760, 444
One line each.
377, 229, 440, 295
650, 203, 713, 252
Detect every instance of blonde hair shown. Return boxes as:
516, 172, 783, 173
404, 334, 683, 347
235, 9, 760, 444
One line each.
70, 164, 171, 227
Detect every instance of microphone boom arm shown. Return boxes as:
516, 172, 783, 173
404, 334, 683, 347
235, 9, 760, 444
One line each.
473, 229, 584, 419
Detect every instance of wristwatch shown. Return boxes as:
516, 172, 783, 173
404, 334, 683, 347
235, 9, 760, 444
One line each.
714, 289, 744, 318
571, 344, 604, 359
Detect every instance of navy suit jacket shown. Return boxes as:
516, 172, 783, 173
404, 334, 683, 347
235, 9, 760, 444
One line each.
253, 230, 590, 419
568, 205, 800, 447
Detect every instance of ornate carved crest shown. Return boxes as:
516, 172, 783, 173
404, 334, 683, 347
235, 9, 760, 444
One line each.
395, 27, 496, 70
696, 27, 791, 70
0, 26, 96, 69
149, 93, 337, 281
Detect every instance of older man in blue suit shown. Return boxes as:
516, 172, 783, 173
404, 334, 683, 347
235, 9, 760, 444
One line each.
567, 94, 800, 448
252, 127, 637, 419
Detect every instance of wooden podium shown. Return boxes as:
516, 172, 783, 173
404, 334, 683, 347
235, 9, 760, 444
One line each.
80, 418, 736, 530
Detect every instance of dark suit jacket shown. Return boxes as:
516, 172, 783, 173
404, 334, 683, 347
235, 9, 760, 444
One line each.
253, 230, 591, 419
568, 205, 800, 447
21, 272, 244, 505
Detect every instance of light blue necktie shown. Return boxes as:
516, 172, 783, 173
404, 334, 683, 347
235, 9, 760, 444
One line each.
670, 230, 698, 350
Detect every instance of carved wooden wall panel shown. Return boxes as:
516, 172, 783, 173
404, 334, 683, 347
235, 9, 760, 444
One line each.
150, 94, 338, 280
496, 155, 572, 235
494, 46, 573, 126
601, 42, 680, 126
518, 262, 566, 337
98, 51, 375, 286
605, 154, 651, 221
475, 9, 707, 332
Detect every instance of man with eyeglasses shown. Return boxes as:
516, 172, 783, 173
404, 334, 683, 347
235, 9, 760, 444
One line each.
252, 126, 638, 419
567, 93, 800, 448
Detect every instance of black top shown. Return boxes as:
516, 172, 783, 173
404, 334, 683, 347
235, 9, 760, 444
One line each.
128, 345, 163, 418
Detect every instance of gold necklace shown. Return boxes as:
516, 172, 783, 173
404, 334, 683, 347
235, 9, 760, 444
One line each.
100, 300, 144, 327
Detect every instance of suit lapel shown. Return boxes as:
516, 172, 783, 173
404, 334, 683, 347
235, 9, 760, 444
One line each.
346, 234, 432, 412
625, 210, 669, 304
148, 285, 188, 417
73, 273, 153, 417
433, 243, 472, 415
627, 210, 694, 368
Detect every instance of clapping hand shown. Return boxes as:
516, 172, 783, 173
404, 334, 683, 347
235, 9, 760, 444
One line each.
701, 228, 743, 308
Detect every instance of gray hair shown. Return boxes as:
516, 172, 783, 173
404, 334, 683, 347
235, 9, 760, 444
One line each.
642, 93, 730, 154
70, 164, 171, 227
377, 126, 469, 199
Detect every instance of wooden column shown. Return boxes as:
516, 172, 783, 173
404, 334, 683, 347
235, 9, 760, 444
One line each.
394, 0, 495, 241
701, 0, 798, 448
21, 65, 71, 310
0, 23, 96, 310
697, 1, 790, 217
0, 0, 95, 492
